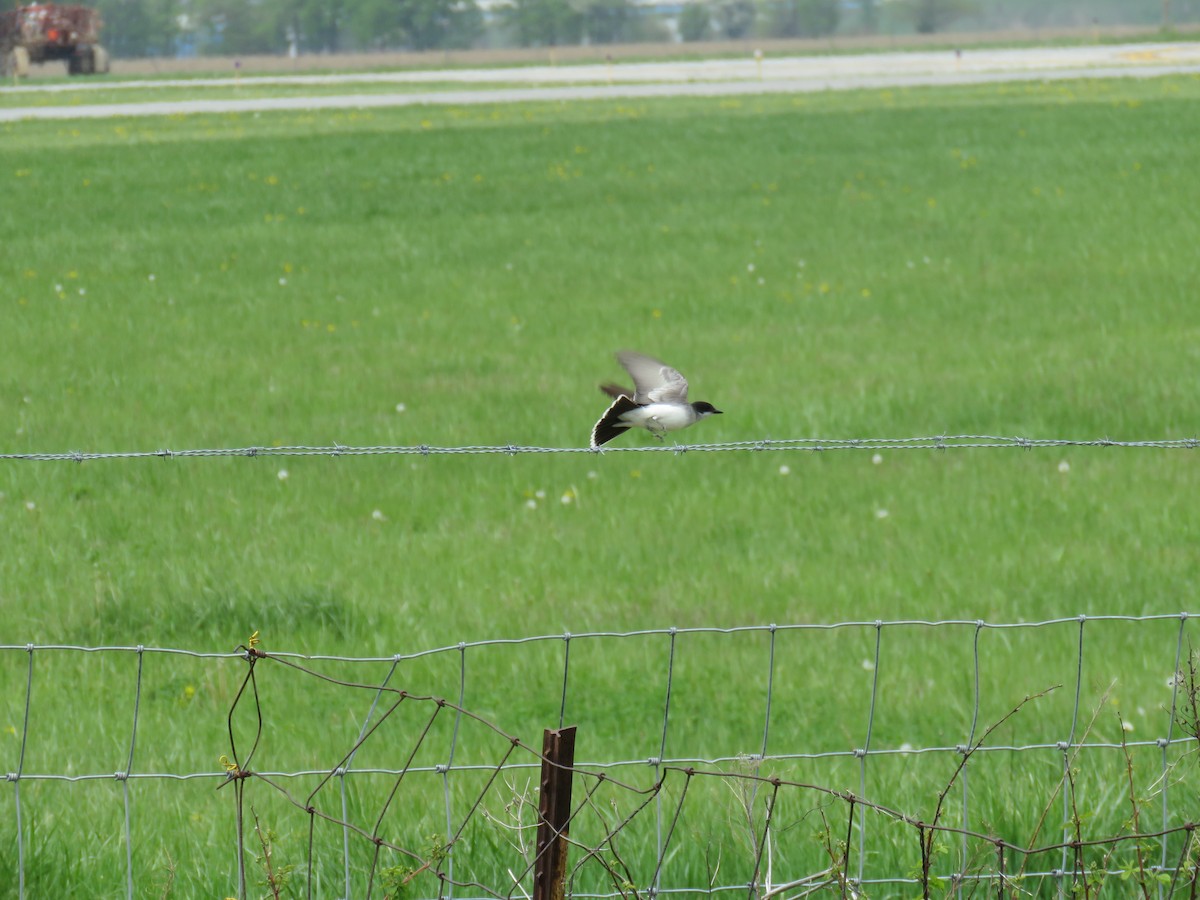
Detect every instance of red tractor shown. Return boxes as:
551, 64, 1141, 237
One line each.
1, 4, 109, 77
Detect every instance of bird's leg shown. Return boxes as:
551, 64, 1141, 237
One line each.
647, 417, 667, 441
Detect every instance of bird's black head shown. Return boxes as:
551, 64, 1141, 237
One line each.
691, 401, 723, 416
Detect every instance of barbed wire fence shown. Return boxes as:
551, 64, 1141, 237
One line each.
2, 435, 1200, 462
4, 615, 1200, 899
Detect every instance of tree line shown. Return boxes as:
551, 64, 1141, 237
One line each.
90, 0, 1182, 58
94, 0, 856, 56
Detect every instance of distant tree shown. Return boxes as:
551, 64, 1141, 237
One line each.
765, 0, 838, 37
678, 2, 711, 41
909, 0, 975, 33
714, 0, 755, 38
347, 0, 404, 48
291, 0, 347, 52
860, 0, 877, 33
502, 0, 583, 46
581, 0, 632, 43
95, 0, 181, 56
396, 0, 483, 48
192, 0, 282, 54
444, 0, 485, 47
623, 10, 671, 41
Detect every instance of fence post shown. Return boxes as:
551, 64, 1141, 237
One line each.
533, 725, 577, 900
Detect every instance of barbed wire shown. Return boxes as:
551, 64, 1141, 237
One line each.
4, 615, 1200, 899
2, 434, 1199, 463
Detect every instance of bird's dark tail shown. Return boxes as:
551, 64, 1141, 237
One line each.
590, 395, 639, 448
599, 382, 632, 400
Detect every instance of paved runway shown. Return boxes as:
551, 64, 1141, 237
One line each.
3, 42, 1199, 122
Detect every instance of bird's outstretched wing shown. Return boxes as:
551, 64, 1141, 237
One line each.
616, 351, 689, 404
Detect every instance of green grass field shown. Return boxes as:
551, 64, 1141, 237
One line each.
3, 74, 1200, 896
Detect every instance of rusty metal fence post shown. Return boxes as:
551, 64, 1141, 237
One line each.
533, 725, 577, 900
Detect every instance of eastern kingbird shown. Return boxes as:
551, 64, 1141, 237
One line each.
590, 351, 723, 448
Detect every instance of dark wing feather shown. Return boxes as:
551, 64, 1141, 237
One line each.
599, 382, 633, 400
590, 395, 639, 447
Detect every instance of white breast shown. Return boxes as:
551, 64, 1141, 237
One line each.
622, 402, 695, 432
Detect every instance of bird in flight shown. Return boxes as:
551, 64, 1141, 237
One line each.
590, 351, 723, 448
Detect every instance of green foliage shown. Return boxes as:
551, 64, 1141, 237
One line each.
713, 0, 755, 37
190, 0, 285, 54
678, 2, 712, 41
93, 0, 181, 57
280, 0, 350, 53
66, 0, 1200, 54
346, 0, 408, 48
859, 0, 878, 32
764, 0, 839, 37
379, 833, 449, 899
74, 0, 495, 56
502, 0, 583, 45
252, 809, 297, 899
581, 0, 635, 44
396, 0, 484, 49
909, 0, 977, 33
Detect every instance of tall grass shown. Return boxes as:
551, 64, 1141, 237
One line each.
2, 75, 1200, 895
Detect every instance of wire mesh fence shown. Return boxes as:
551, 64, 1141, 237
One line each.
4, 615, 1200, 898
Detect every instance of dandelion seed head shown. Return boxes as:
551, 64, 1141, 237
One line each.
395, 403, 407, 413
371, 509, 385, 521
277, 469, 288, 481
525, 499, 538, 510
861, 659, 875, 671
872, 453, 883, 465
778, 465, 790, 475
1058, 460, 1070, 473
875, 508, 889, 519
